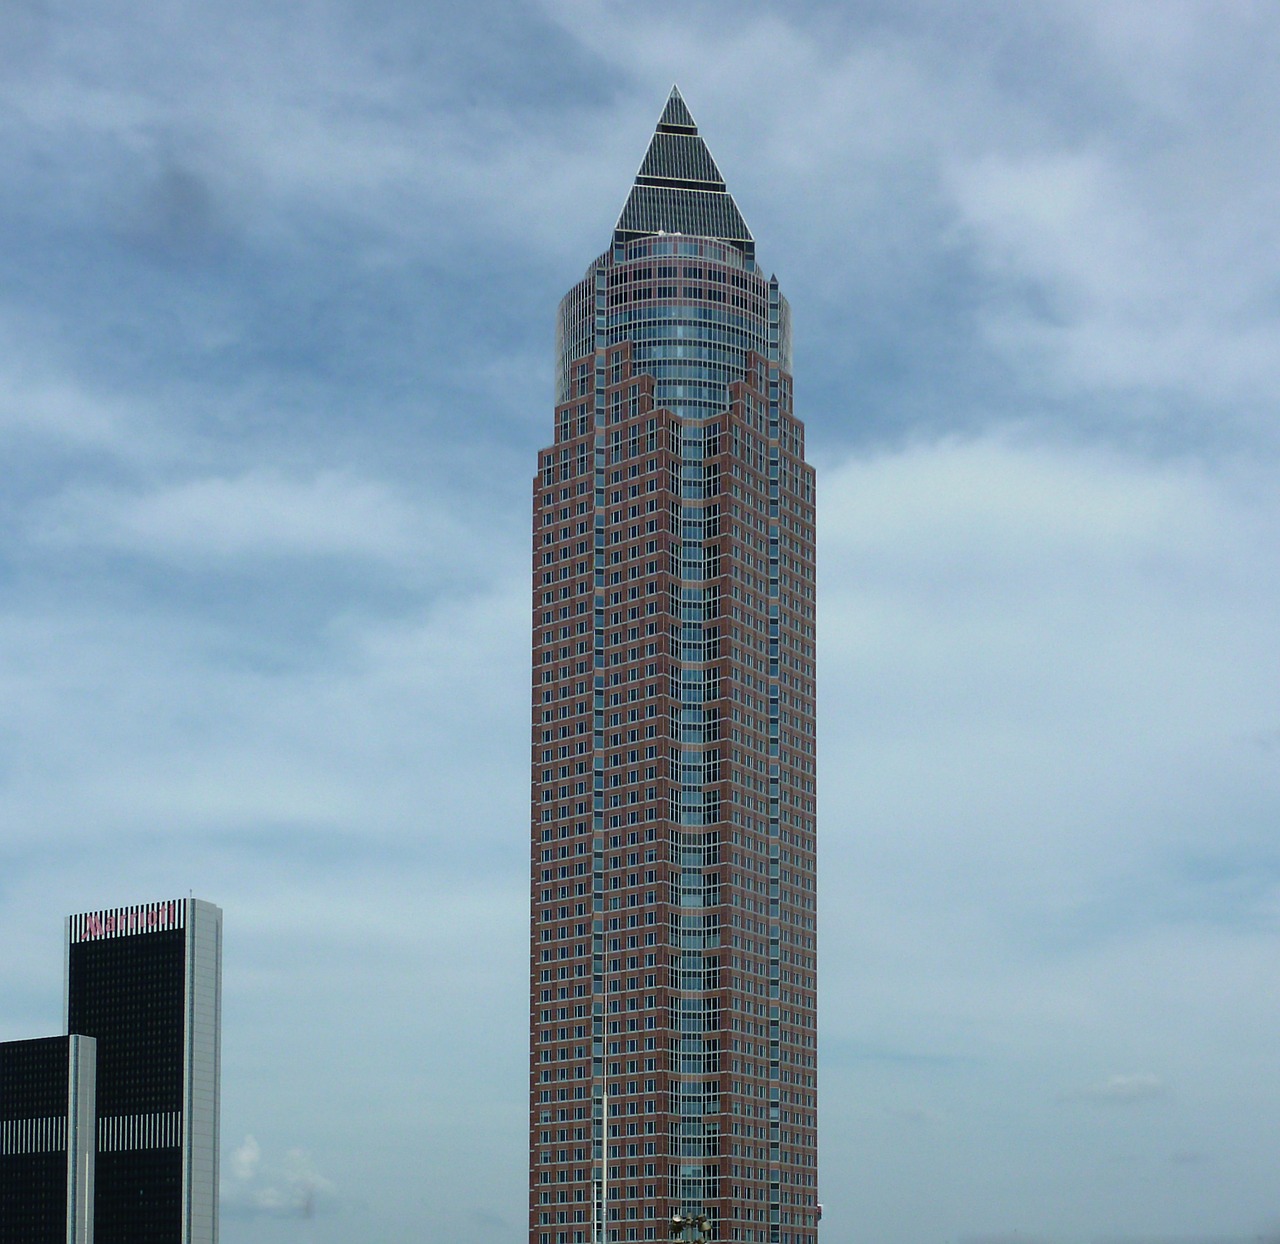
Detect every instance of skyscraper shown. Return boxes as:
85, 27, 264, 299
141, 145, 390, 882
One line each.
530, 88, 818, 1244
65, 898, 222, 1244
0, 1034, 96, 1244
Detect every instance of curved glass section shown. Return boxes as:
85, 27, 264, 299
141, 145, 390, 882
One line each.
556, 236, 789, 408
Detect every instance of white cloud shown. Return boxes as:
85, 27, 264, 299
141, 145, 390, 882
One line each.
32, 469, 448, 564
231, 1133, 261, 1181
0, 313, 138, 450
0, 370, 121, 447
1070, 1074, 1169, 1104
0, 564, 529, 852
946, 143, 1280, 410
816, 429, 1280, 1241
223, 1133, 333, 1219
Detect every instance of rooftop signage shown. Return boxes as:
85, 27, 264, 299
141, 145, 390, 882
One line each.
69, 900, 184, 942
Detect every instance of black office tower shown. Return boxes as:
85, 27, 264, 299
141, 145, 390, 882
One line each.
0, 1034, 96, 1244
65, 899, 222, 1244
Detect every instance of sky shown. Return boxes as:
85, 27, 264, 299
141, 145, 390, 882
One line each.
1, 1, 1279, 1241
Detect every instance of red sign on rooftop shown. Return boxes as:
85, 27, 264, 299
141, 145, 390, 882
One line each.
72, 900, 182, 942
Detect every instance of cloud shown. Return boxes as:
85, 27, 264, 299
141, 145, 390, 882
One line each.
0, 567, 528, 852
223, 1134, 333, 1219
124, 147, 227, 259
33, 469, 430, 564
817, 426, 1280, 1240
820, 435, 1280, 892
0, 0, 619, 276
1066, 1074, 1169, 1105
946, 145, 1280, 417
231, 1133, 261, 1181
0, 316, 132, 449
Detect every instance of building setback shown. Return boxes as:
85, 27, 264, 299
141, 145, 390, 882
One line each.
65, 898, 222, 1244
0, 1034, 96, 1244
529, 88, 818, 1244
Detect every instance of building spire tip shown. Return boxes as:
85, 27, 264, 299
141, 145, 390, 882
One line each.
657, 83, 697, 133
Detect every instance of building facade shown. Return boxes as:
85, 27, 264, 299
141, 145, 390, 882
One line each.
530, 89, 818, 1244
0, 1034, 96, 1244
65, 898, 222, 1244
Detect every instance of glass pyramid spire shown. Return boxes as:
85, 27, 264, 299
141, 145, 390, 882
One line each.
613, 86, 754, 256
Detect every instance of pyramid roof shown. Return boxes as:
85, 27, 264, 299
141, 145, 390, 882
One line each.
614, 86, 753, 254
